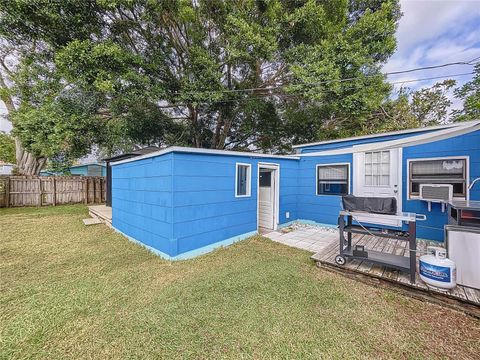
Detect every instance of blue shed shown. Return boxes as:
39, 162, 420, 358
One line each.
110, 120, 480, 259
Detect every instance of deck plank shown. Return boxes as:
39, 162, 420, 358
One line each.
312, 233, 479, 309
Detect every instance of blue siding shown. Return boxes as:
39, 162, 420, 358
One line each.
111, 154, 175, 256
110, 128, 478, 259
297, 154, 352, 225
171, 153, 298, 255
402, 130, 480, 241
297, 129, 439, 153
112, 151, 298, 258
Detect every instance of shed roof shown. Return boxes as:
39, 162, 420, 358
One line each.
111, 146, 299, 166
103, 146, 162, 162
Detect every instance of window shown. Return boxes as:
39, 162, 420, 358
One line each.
365, 151, 390, 186
235, 163, 251, 197
409, 158, 467, 198
317, 164, 349, 195
259, 170, 271, 187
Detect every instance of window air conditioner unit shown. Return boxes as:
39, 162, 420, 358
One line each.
419, 184, 453, 212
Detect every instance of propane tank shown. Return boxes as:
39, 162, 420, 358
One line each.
419, 246, 456, 290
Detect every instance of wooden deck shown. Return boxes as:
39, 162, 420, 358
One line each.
88, 205, 112, 227
311, 234, 480, 317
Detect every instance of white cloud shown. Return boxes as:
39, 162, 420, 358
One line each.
394, 0, 480, 52
384, 0, 480, 112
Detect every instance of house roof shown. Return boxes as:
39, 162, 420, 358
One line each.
111, 146, 300, 166
299, 120, 480, 156
70, 162, 106, 169
110, 120, 479, 165
292, 121, 477, 149
102, 146, 163, 162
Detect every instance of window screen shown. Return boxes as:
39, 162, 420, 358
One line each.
365, 151, 390, 186
409, 158, 466, 197
317, 165, 349, 195
236, 164, 251, 197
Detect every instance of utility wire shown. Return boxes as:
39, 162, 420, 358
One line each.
170, 57, 479, 97
163, 71, 474, 108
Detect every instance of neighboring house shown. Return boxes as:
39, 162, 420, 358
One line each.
41, 163, 106, 176
110, 121, 480, 260
69, 163, 106, 176
0, 161, 14, 175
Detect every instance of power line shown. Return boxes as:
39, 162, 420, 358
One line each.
171, 57, 478, 97
162, 71, 474, 107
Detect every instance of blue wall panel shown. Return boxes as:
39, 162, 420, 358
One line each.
171, 152, 299, 255
296, 154, 352, 225
112, 154, 174, 255
402, 130, 480, 241
112, 151, 298, 258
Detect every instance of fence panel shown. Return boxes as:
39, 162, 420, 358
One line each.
0, 176, 106, 208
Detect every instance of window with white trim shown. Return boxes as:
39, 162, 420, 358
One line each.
409, 158, 467, 198
365, 151, 390, 186
235, 163, 251, 197
317, 164, 349, 195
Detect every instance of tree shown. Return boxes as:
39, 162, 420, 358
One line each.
452, 63, 480, 122
357, 79, 458, 135
1, 0, 401, 154
0, 130, 15, 163
0, 1, 180, 173
410, 79, 456, 127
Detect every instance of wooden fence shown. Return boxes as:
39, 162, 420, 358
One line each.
0, 176, 105, 208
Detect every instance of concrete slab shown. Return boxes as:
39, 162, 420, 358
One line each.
264, 225, 337, 252
83, 218, 103, 226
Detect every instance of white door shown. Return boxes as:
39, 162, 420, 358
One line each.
258, 169, 275, 229
353, 148, 402, 227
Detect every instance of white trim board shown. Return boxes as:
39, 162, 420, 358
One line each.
257, 162, 280, 231
299, 121, 480, 157
293, 120, 480, 149
235, 162, 252, 198
111, 146, 300, 165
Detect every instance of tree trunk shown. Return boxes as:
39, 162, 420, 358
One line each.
0, 71, 46, 175
14, 138, 46, 175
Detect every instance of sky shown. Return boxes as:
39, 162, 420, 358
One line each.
1, 0, 480, 134
384, 0, 480, 108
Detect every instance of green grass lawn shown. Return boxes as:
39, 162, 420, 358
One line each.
1, 205, 479, 359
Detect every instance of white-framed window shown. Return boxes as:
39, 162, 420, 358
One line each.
408, 157, 468, 199
316, 163, 349, 196
235, 163, 251, 197
365, 150, 390, 186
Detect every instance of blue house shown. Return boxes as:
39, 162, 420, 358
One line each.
110, 121, 480, 260
41, 162, 107, 177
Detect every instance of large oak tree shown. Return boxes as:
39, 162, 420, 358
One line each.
0, 0, 401, 173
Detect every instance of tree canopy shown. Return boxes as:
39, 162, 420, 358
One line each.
0, 0, 402, 166
0, 131, 15, 163
452, 63, 480, 122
